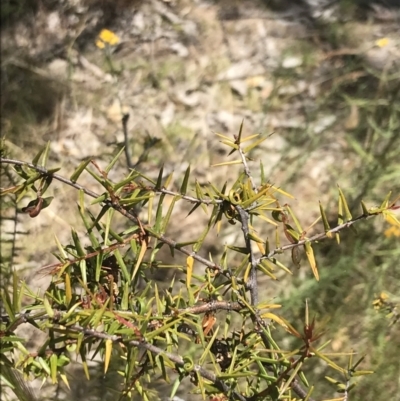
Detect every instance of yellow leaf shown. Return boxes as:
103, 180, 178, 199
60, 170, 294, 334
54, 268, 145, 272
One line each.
186, 256, 194, 288
261, 313, 300, 337
65, 273, 72, 304
211, 160, 242, 167
304, 242, 319, 281
60, 373, 70, 389
104, 339, 113, 373
50, 354, 58, 384
131, 239, 147, 281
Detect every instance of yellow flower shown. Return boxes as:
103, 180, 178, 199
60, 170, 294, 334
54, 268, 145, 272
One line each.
96, 29, 120, 49
384, 225, 400, 238
372, 292, 389, 310
375, 37, 390, 48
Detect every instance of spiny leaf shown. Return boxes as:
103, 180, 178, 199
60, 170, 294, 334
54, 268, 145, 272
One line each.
256, 213, 279, 226
195, 180, 208, 214
304, 241, 319, 281
319, 201, 331, 233
71, 229, 85, 257
79, 260, 87, 286
302, 386, 314, 401
50, 354, 58, 384
59, 373, 70, 390
163, 171, 174, 189
32, 141, 50, 167
1, 288, 15, 321
260, 160, 266, 184
338, 186, 352, 221
154, 193, 166, 233
113, 171, 140, 190
243, 135, 269, 153
208, 181, 228, 200
65, 273, 72, 304
248, 232, 264, 243
105, 146, 125, 173
261, 313, 299, 336
43, 296, 54, 318
131, 239, 147, 281
279, 361, 303, 397
380, 191, 392, 209
215, 132, 235, 142
91, 299, 109, 327
351, 370, 374, 377
313, 348, 346, 373
70, 158, 92, 182
218, 140, 239, 152
240, 184, 275, 208
236, 119, 244, 144
155, 165, 164, 190
104, 207, 115, 246
38, 357, 51, 375
40, 175, 53, 194
239, 133, 260, 143
257, 261, 277, 280
193, 214, 215, 252
104, 339, 112, 373
199, 326, 220, 365
180, 166, 191, 195
212, 160, 242, 167
186, 256, 194, 288
162, 196, 178, 233
285, 204, 303, 233
361, 200, 369, 216
270, 258, 293, 275
187, 202, 201, 217
114, 249, 130, 282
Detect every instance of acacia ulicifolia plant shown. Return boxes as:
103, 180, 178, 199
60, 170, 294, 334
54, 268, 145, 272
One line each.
1, 123, 399, 401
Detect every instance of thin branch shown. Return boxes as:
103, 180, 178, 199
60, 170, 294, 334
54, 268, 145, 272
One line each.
1, 301, 243, 330
157, 233, 227, 276
259, 213, 370, 264
1, 158, 107, 199
63, 324, 248, 401
0, 158, 227, 277
291, 379, 317, 401
237, 144, 257, 193
235, 137, 259, 305
39, 232, 139, 275
159, 187, 223, 205
2, 157, 372, 272
236, 205, 258, 305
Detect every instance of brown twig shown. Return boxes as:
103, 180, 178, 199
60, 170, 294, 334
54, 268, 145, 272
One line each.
58, 324, 248, 401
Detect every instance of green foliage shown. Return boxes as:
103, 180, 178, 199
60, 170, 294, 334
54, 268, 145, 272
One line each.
0, 128, 399, 401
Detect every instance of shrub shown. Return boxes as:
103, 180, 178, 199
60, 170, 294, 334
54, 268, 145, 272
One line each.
0, 126, 399, 401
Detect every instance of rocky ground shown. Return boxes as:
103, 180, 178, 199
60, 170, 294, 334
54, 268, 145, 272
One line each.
2, 0, 399, 261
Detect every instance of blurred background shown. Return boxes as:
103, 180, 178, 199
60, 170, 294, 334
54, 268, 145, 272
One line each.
1, 0, 399, 400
